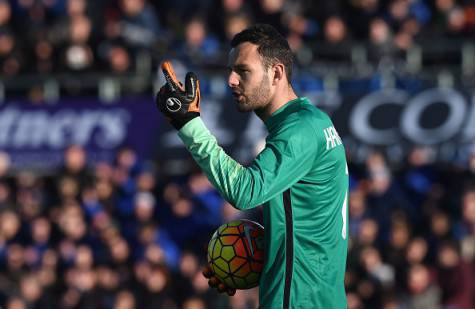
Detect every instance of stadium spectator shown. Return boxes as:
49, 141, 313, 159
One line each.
108, 0, 161, 52
175, 16, 221, 67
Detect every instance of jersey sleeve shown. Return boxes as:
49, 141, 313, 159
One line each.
177, 116, 318, 210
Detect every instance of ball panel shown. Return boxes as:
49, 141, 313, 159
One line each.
220, 234, 239, 246
226, 220, 242, 227
233, 238, 248, 257
221, 226, 239, 235
251, 261, 264, 273
212, 263, 228, 281
233, 262, 251, 278
229, 256, 247, 273
211, 239, 222, 259
221, 246, 235, 262
214, 257, 230, 273
232, 277, 247, 289
245, 271, 260, 287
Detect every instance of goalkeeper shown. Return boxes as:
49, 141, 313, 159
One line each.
156, 24, 348, 308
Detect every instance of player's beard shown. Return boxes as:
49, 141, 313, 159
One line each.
235, 73, 271, 113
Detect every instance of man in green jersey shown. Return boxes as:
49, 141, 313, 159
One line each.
156, 24, 348, 308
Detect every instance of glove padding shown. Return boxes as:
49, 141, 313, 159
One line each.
156, 61, 201, 130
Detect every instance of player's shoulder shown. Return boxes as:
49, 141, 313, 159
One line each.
286, 97, 333, 129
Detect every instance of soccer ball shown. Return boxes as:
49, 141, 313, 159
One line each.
207, 219, 265, 289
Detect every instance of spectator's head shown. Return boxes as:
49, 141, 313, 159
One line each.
408, 147, 434, 167
462, 189, 475, 224
136, 169, 155, 192
67, 267, 96, 292
120, 0, 145, 17
114, 290, 136, 309
406, 237, 428, 265
116, 147, 137, 171
185, 17, 207, 48
179, 251, 199, 278
408, 264, 431, 294
66, 0, 86, 18
163, 183, 182, 204
42, 249, 58, 269
0, 0, 11, 26
64, 145, 87, 173
448, 8, 466, 33
369, 18, 392, 45
436, 0, 456, 13
108, 45, 131, 73
96, 179, 114, 202
31, 216, 51, 245
145, 266, 169, 293
138, 224, 156, 245
0, 180, 11, 204
356, 0, 379, 12
145, 243, 165, 265
346, 292, 363, 309
69, 15, 92, 44
390, 220, 410, 250
259, 0, 285, 14
388, 0, 410, 23
7, 244, 25, 271
0, 210, 20, 240
37, 266, 57, 288
437, 241, 460, 269
360, 246, 382, 271
171, 198, 193, 218
7, 296, 27, 309
223, 0, 244, 13
96, 266, 120, 291
109, 237, 130, 264
349, 187, 367, 218
58, 202, 87, 240
430, 211, 450, 238
58, 176, 79, 200
75, 245, 94, 270
461, 236, 475, 262
20, 274, 43, 303
183, 297, 206, 309
0, 29, 14, 56
358, 218, 379, 246
324, 16, 347, 44
225, 13, 251, 41
134, 192, 155, 222
0, 151, 10, 177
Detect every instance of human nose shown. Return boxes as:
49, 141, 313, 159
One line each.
228, 71, 239, 88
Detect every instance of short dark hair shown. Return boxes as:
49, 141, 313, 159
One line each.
231, 24, 294, 83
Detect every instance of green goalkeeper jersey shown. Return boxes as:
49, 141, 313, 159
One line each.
178, 97, 348, 309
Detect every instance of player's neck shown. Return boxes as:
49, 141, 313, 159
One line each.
255, 87, 298, 122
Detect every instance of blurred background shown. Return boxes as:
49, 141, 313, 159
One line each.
0, 0, 475, 308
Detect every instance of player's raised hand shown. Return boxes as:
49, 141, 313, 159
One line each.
202, 265, 236, 296
155, 61, 201, 130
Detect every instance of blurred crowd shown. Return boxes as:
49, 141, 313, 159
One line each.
1, 0, 475, 77
1, 144, 475, 308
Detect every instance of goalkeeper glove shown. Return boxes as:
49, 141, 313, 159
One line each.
155, 61, 201, 130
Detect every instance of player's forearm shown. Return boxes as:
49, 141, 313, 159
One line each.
178, 117, 258, 209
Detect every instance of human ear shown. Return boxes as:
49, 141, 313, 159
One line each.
272, 63, 285, 85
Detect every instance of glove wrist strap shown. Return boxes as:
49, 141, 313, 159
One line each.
171, 112, 200, 130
